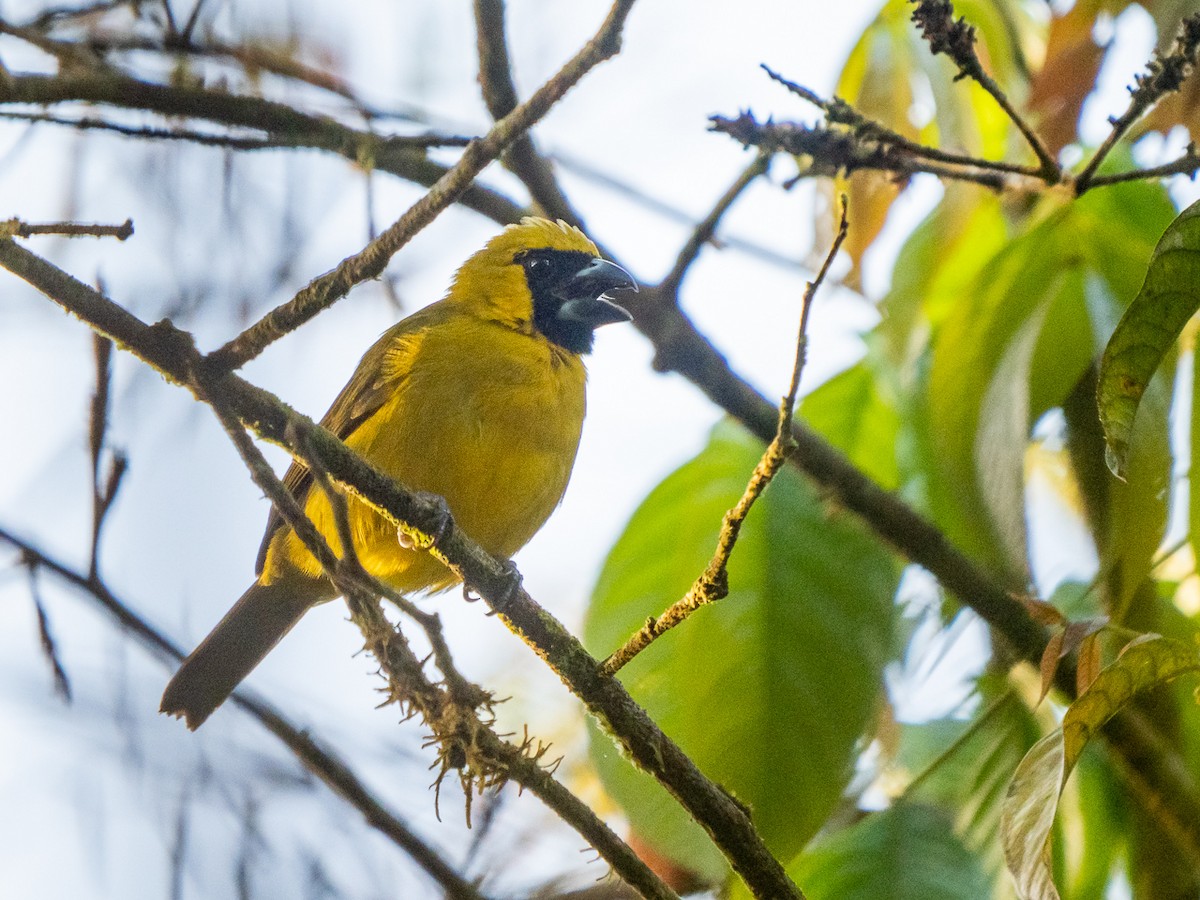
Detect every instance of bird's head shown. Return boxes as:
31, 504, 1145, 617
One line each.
450, 217, 637, 354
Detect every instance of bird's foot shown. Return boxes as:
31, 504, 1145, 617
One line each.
397, 492, 454, 551
462, 560, 523, 616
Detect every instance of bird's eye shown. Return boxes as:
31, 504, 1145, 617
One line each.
528, 257, 548, 270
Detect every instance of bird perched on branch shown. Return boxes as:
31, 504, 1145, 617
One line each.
161, 218, 636, 729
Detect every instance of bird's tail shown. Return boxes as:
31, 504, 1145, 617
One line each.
161, 578, 322, 730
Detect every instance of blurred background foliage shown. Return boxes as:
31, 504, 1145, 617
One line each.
6, 0, 1200, 897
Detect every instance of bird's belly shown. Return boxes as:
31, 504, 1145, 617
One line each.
321, 349, 585, 593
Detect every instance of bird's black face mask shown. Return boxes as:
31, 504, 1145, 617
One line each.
517, 249, 637, 353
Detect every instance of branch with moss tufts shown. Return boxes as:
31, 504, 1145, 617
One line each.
197, 384, 676, 899
0, 234, 805, 900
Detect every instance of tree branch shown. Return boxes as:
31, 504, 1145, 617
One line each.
0, 236, 803, 899
909, 0, 1060, 181
0, 525, 492, 900
1075, 13, 1200, 193
659, 153, 770, 297
0, 216, 133, 240
198, 385, 677, 900
473, 0, 582, 224
207, 0, 638, 371
0, 71, 525, 225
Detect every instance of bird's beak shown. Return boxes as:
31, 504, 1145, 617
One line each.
557, 257, 637, 327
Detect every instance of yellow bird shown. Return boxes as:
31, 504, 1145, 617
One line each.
161, 218, 635, 729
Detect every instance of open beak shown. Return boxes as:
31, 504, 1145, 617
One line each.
557, 257, 637, 328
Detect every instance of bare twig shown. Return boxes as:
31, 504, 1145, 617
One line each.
761, 64, 1041, 178
1, 217, 133, 240
709, 112, 1016, 192
0, 72, 526, 225
660, 153, 770, 297
474, 0, 581, 223
208, 0, 637, 372
601, 202, 849, 677
25, 567, 72, 701
0, 235, 801, 899
87, 333, 126, 577
909, 0, 1060, 181
553, 152, 802, 271
2, 109, 472, 150
1075, 13, 1200, 193
0, 525, 491, 900
1083, 145, 1200, 189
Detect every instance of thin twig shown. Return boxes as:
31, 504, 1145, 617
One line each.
1075, 13, 1200, 193
0, 525, 491, 900
552, 151, 803, 271
909, 0, 1060, 181
26, 566, 72, 701
0, 72, 526, 226
709, 113, 1016, 192
601, 201, 849, 677
207, 0, 637, 372
761, 64, 1041, 178
1, 217, 133, 240
1082, 146, 1200, 189
88, 333, 126, 578
659, 153, 770, 297
474, 0, 580, 223
0, 110, 473, 150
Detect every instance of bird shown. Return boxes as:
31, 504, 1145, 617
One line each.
161, 217, 636, 729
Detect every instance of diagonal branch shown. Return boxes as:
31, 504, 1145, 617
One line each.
909, 0, 1060, 181
602, 202, 848, 676
474, 0, 581, 224
196, 382, 676, 900
0, 525, 491, 900
659, 153, 771, 297
207, 0, 638, 372
1075, 13, 1200, 193
760, 64, 1042, 178
0, 236, 804, 900
710, 112, 1016, 191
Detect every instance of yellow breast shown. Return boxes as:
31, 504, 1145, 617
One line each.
264, 312, 587, 594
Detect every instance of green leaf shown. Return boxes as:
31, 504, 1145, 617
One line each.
1098, 198, 1200, 479
1001, 637, 1200, 900
1190, 339, 1200, 576
927, 184, 1174, 578
927, 204, 1075, 573
800, 360, 901, 490
584, 422, 899, 874
737, 804, 992, 900
878, 187, 1009, 368
974, 296, 1052, 568
899, 686, 1040, 883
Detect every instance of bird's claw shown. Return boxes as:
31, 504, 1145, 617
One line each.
397, 492, 454, 550
462, 560, 523, 616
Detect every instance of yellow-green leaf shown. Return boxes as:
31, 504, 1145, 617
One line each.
1001, 636, 1200, 899
1098, 199, 1200, 479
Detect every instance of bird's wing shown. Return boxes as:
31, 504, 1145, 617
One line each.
254, 304, 440, 575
